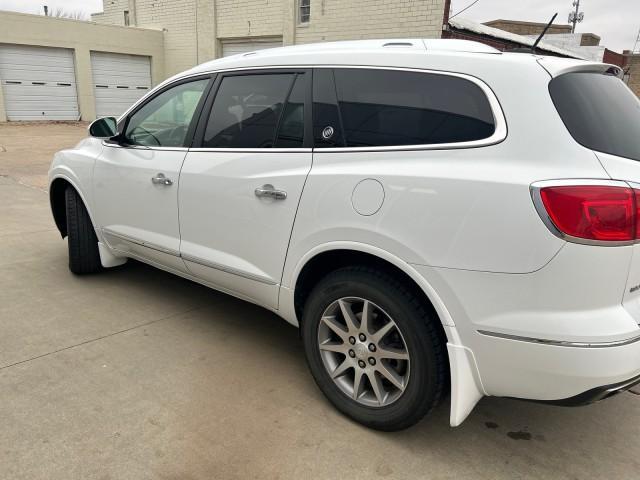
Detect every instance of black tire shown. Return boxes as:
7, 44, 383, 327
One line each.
302, 266, 447, 431
65, 187, 103, 275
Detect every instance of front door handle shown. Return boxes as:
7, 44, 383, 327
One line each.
254, 184, 287, 200
151, 173, 173, 186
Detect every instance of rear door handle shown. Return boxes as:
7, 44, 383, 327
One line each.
254, 184, 287, 200
151, 173, 173, 186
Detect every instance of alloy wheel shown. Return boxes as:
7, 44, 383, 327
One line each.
317, 296, 411, 407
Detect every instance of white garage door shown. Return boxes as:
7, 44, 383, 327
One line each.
91, 52, 151, 118
0, 44, 79, 121
221, 39, 283, 57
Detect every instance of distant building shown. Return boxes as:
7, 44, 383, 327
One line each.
444, 17, 638, 97
623, 51, 640, 96
91, 0, 449, 77
0, 1, 450, 122
483, 19, 573, 37
485, 19, 605, 62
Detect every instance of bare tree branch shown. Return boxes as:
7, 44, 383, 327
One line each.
48, 7, 88, 21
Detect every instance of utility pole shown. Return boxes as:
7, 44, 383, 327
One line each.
633, 28, 640, 54
568, 0, 584, 33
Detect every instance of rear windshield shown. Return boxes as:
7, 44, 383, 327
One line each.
550, 72, 640, 161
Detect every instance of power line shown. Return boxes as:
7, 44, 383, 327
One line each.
449, 0, 482, 20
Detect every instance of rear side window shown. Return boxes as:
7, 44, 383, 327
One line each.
312, 69, 345, 147
203, 73, 301, 148
550, 72, 640, 162
313, 68, 496, 148
275, 73, 305, 148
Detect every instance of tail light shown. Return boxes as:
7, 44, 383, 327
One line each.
533, 182, 640, 244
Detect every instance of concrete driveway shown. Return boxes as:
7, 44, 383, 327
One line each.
1, 122, 639, 480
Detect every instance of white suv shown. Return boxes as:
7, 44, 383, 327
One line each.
48, 39, 640, 431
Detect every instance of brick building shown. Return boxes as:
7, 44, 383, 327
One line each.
487, 19, 639, 97
623, 51, 640, 96
483, 19, 572, 37
92, 0, 448, 77
444, 17, 639, 97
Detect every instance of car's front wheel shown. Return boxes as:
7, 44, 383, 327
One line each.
65, 187, 103, 274
302, 266, 447, 431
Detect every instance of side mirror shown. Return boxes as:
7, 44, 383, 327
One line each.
88, 117, 117, 139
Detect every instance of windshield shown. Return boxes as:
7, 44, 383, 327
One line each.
549, 72, 640, 162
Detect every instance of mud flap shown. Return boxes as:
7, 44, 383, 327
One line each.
98, 242, 128, 268
447, 343, 485, 427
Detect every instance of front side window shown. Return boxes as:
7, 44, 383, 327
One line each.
124, 78, 209, 147
317, 68, 496, 148
202, 73, 304, 148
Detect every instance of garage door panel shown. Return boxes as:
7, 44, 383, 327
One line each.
92, 62, 149, 74
2, 94, 78, 106
1, 71, 77, 84
3, 82, 77, 92
0, 44, 79, 121
92, 73, 150, 87
94, 89, 148, 101
0, 63, 76, 78
0, 54, 76, 68
94, 93, 148, 111
8, 112, 79, 121
91, 51, 151, 118
221, 39, 283, 57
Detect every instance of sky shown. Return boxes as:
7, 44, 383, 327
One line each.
0, 0, 637, 53
0, 0, 103, 17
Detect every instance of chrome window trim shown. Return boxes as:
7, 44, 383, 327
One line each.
120, 65, 507, 153
101, 141, 189, 152
181, 254, 277, 285
188, 147, 312, 153
311, 66, 507, 153
530, 178, 637, 247
478, 329, 640, 348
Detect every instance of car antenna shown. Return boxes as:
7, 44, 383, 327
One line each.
531, 13, 558, 54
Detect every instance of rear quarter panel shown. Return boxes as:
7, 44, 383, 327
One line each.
282, 55, 610, 289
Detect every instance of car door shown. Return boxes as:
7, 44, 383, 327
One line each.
93, 76, 212, 272
179, 69, 312, 309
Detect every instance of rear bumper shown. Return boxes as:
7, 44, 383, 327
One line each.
411, 243, 640, 403
468, 329, 640, 401
515, 371, 640, 406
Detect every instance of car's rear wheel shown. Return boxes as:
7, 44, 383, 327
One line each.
65, 187, 103, 274
301, 266, 447, 431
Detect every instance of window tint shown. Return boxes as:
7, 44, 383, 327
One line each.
203, 74, 295, 148
330, 68, 496, 147
124, 79, 208, 147
313, 69, 345, 147
550, 72, 640, 162
275, 74, 305, 148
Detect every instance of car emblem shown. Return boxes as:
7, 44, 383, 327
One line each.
354, 343, 368, 360
322, 126, 334, 140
